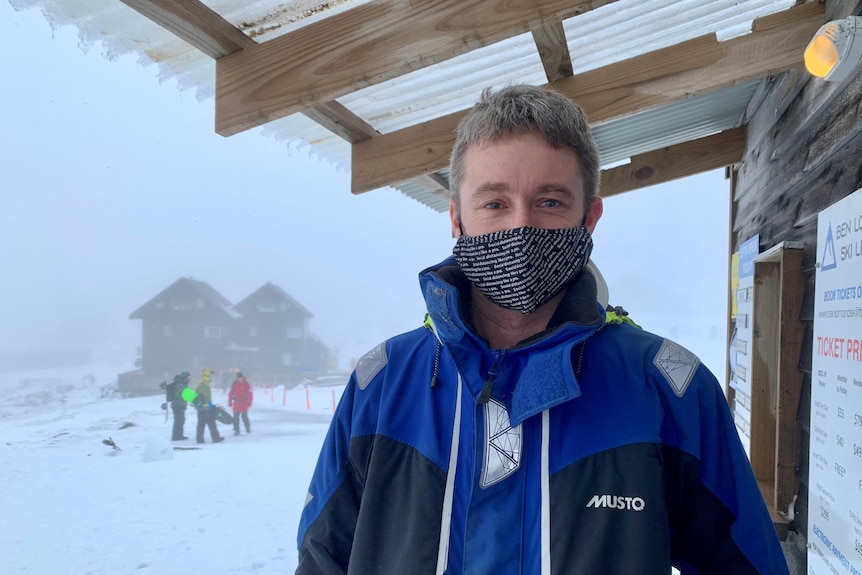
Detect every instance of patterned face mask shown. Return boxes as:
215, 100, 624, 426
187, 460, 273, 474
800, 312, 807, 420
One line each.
453, 225, 593, 314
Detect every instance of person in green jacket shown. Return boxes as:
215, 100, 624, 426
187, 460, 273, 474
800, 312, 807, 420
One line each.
194, 368, 223, 444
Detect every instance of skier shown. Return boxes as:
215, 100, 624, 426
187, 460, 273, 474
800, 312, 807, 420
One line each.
228, 371, 253, 435
194, 368, 223, 444
165, 371, 190, 441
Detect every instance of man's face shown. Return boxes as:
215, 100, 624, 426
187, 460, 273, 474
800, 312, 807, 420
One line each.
450, 132, 602, 237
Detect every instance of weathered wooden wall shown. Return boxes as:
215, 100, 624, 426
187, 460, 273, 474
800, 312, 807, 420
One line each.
731, 0, 862, 569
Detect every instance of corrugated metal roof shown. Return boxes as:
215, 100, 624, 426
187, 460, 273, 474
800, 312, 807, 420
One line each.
10, 0, 806, 211
592, 81, 758, 168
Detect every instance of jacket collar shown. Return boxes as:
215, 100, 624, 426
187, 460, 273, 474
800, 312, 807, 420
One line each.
419, 256, 605, 426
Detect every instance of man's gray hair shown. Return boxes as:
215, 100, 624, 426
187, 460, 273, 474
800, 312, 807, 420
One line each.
449, 85, 600, 213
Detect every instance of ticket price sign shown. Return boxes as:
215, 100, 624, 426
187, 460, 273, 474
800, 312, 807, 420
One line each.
809, 188, 862, 575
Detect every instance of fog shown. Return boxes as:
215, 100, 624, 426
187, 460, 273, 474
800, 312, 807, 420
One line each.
0, 3, 729, 382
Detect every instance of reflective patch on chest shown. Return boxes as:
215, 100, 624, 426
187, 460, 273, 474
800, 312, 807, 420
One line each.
355, 341, 388, 390
653, 339, 699, 397
481, 398, 522, 488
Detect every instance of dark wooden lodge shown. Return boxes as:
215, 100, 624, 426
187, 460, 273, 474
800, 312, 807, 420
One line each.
120, 278, 330, 394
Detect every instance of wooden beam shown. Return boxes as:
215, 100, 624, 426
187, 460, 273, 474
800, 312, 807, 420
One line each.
532, 22, 573, 83
215, 0, 617, 136
302, 100, 379, 143
351, 2, 823, 194
352, 110, 464, 195
550, 2, 823, 127
121, 0, 381, 144
119, 0, 255, 58
600, 128, 745, 199
412, 174, 451, 199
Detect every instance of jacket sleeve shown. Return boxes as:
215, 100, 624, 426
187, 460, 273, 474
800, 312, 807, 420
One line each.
295, 377, 363, 575
663, 361, 789, 575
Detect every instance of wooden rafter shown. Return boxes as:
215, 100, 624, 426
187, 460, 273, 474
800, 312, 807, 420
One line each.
119, 0, 255, 57
411, 174, 451, 201
532, 22, 574, 83
351, 2, 823, 194
215, 0, 618, 136
600, 128, 746, 199
119, 0, 381, 144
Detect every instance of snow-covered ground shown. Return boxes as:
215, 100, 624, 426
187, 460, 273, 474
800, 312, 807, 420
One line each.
0, 364, 339, 575
2, 365, 695, 575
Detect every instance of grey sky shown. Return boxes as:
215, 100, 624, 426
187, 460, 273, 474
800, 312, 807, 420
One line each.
0, 3, 730, 378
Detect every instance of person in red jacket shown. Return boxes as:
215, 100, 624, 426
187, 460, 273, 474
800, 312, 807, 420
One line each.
228, 371, 253, 435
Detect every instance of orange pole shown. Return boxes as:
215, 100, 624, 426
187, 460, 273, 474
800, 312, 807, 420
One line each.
332, 389, 336, 413
306, 388, 310, 411
270, 385, 274, 403
283, 386, 287, 407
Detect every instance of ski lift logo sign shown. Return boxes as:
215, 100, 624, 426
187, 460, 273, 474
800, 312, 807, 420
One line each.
819, 214, 862, 272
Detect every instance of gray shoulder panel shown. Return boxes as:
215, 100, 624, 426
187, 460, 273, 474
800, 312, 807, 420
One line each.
355, 340, 388, 390
652, 339, 700, 397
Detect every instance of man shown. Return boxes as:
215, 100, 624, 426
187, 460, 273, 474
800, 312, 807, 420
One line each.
165, 371, 190, 441
228, 371, 253, 435
193, 368, 223, 444
295, 86, 789, 574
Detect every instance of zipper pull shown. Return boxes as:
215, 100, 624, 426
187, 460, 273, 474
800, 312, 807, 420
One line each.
477, 378, 492, 404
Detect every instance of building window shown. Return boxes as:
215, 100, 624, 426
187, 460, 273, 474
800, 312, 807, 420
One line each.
249, 327, 257, 337
156, 301, 164, 309
196, 298, 205, 309
287, 327, 302, 339
204, 326, 224, 338
282, 353, 293, 366
162, 326, 172, 337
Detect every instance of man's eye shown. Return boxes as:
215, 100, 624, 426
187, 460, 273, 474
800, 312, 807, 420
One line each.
483, 202, 503, 209
539, 199, 560, 208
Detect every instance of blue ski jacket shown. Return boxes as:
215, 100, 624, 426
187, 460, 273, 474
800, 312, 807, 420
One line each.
296, 257, 789, 575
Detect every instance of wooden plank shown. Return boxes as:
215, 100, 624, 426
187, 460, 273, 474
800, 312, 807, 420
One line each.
215, 0, 617, 136
302, 100, 379, 143
759, 479, 791, 540
352, 110, 464, 193
733, 71, 862, 237
531, 21, 573, 83
552, 3, 823, 124
775, 248, 805, 514
351, 3, 824, 194
119, 0, 255, 58
751, 261, 780, 485
411, 174, 451, 199
600, 129, 744, 199
120, 0, 385, 145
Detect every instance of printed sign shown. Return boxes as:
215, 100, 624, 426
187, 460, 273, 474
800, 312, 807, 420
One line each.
730, 234, 759, 456
809, 188, 862, 575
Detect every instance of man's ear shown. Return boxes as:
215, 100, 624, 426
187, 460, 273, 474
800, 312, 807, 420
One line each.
449, 199, 461, 238
585, 196, 603, 234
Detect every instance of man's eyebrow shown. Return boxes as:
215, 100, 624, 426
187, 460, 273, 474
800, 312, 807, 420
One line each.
470, 183, 578, 199
472, 183, 509, 196
536, 184, 577, 197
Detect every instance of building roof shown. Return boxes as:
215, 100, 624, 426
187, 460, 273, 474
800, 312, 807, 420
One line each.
233, 282, 314, 318
129, 277, 240, 319
15, 0, 825, 211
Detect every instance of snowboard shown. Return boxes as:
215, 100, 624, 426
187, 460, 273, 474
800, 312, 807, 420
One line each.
212, 404, 234, 425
